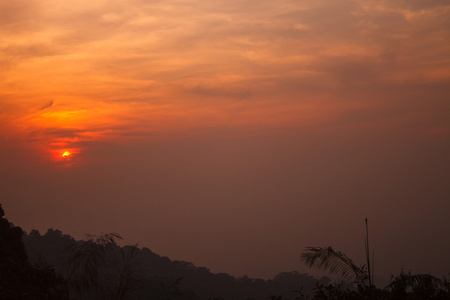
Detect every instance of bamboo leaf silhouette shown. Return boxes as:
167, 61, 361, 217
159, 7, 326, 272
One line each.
112, 244, 145, 300
62, 233, 122, 299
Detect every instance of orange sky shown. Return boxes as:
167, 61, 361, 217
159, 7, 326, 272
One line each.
1, 0, 450, 283
2, 0, 449, 161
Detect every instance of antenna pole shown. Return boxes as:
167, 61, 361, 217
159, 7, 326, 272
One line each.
365, 218, 372, 288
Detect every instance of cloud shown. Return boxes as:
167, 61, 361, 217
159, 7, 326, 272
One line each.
0, 0, 449, 149
40, 101, 54, 110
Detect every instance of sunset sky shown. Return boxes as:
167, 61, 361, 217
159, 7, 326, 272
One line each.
1, 0, 449, 284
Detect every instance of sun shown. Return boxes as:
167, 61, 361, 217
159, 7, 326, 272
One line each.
49, 148, 80, 163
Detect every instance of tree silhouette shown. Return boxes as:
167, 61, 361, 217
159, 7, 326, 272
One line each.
387, 270, 447, 299
301, 219, 450, 299
62, 233, 122, 299
0, 203, 29, 298
0, 203, 66, 299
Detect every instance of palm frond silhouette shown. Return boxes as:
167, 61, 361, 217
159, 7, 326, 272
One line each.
301, 219, 374, 287
301, 246, 367, 285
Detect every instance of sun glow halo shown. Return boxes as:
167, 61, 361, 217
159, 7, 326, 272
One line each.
49, 148, 80, 164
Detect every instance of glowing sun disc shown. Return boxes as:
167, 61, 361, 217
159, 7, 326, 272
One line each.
62, 151, 71, 158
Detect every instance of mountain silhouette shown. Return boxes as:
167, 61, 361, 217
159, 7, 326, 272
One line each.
23, 228, 326, 299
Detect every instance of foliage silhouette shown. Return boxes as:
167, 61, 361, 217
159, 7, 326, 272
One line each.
304, 271, 450, 300
387, 269, 449, 299
0, 203, 66, 299
300, 219, 373, 287
62, 233, 122, 299
301, 246, 368, 285
301, 219, 450, 300
0, 202, 30, 298
25, 229, 324, 299
108, 244, 146, 300
2, 200, 446, 300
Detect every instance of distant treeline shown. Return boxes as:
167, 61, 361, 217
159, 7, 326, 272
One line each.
22, 228, 324, 299
1, 202, 449, 300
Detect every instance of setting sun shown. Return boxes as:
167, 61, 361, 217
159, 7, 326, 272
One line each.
49, 149, 80, 163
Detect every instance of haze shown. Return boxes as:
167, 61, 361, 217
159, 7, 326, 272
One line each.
1, 0, 449, 284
